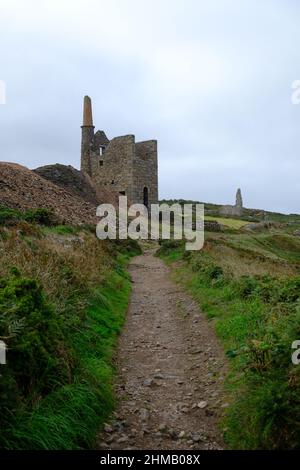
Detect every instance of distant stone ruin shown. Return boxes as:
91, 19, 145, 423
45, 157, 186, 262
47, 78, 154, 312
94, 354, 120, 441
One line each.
219, 188, 244, 217
81, 96, 158, 207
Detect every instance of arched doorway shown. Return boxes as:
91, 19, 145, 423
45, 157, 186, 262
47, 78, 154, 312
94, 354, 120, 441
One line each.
143, 187, 149, 208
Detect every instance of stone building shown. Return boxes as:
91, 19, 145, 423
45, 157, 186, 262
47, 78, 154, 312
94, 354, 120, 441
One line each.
219, 188, 244, 217
81, 96, 158, 207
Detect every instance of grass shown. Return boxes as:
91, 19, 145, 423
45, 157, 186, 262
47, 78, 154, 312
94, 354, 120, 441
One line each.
42, 224, 79, 235
0, 222, 140, 449
201, 232, 300, 278
205, 215, 251, 229
157, 232, 300, 449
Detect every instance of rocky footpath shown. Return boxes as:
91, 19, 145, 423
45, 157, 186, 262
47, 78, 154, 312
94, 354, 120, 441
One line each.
97, 249, 227, 450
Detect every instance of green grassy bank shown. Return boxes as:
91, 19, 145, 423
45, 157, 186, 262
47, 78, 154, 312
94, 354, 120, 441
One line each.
0, 212, 140, 449
158, 232, 300, 449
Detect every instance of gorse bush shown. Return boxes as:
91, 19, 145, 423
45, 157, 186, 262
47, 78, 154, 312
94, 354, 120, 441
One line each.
0, 270, 131, 450
23, 208, 56, 226
0, 206, 57, 226
156, 239, 184, 256
0, 271, 69, 427
109, 238, 143, 257
0, 206, 21, 225
235, 275, 260, 299
276, 277, 300, 303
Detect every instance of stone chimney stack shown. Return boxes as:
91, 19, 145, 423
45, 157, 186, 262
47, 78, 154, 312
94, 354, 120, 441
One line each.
83, 95, 93, 126
81, 95, 95, 175
236, 188, 243, 209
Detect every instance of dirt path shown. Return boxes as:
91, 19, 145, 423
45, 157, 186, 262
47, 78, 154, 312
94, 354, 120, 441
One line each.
98, 248, 227, 450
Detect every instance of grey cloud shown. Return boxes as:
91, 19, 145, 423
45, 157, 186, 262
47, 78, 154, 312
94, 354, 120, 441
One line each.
0, 0, 299, 213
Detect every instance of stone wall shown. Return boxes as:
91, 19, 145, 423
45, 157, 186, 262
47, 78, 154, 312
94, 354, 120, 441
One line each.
219, 204, 243, 217
133, 140, 158, 206
94, 130, 110, 148
90, 135, 135, 202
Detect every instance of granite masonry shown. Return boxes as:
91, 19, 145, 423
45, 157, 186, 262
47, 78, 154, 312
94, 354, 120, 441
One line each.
81, 96, 158, 207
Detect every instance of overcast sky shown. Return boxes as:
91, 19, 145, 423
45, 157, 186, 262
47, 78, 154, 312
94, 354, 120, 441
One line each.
0, 0, 299, 213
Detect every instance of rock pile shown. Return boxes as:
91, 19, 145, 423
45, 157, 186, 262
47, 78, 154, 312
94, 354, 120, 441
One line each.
0, 162, 97, 225
35, 163, 119, 208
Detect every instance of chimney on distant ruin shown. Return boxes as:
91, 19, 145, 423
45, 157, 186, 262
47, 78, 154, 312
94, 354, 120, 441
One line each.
236, 188, 243, 210
81, 95, 95, 175
235, 188, 243, 207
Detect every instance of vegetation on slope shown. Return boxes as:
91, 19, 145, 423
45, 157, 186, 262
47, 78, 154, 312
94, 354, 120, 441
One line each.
157, 227, 300, 449
204, 215, 250, 229
0, 215, 141, 449
0, 206, 57, 226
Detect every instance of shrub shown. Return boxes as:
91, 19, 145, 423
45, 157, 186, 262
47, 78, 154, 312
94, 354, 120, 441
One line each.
276, 277, 300, 303
0, 206, 21, 225
0, 272, 69, 391
0, 271, 71, 431
206, 264, 223, 280
0, 206, 58, 227
235, 276, 260, 299
23, 208, 57, 226
156, 239, 184, 256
